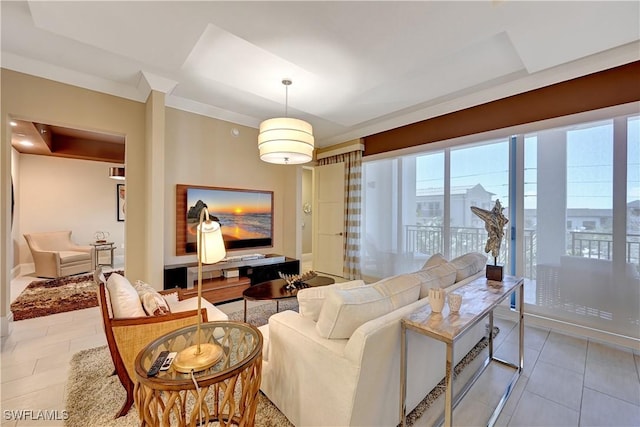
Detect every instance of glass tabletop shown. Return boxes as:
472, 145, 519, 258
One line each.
135, 321, 262, 385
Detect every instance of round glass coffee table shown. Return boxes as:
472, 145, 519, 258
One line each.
134, 321, 262, 427
243, 276, 335, 321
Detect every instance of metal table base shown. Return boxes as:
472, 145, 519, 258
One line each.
400, 277, 524, 427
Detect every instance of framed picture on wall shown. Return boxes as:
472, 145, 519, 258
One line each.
117, 184, 125, 222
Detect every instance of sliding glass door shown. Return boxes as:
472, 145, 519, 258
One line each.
361, 110, 639, 340
526, 117, 639, 339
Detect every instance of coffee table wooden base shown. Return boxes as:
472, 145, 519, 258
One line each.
135, 356, 261, 427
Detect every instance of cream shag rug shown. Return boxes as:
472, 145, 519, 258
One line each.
64, 300, 497, 427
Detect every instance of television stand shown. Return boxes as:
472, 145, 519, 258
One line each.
164, 254, 300, 304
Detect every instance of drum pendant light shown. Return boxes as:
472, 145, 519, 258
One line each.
258, 79, 314, 164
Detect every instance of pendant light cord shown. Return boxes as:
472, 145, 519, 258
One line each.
282, 78, 292, 118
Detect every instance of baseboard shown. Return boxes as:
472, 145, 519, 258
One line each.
113, 255, 125, 268
0, 312, 12, 337
13, 262, 35, 278
494, 306, 640, 352
11, 264, 20, 280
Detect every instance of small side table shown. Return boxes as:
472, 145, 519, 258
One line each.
134, 321, 263, 427
90, 241, 115, 269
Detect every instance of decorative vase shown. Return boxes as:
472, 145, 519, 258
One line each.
428, 288, 445, 313
448, 292, 463, 313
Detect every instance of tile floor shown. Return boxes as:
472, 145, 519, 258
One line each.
1, 267, 639, 426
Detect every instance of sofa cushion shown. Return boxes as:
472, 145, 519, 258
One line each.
134, 280, 171, 316
422, 253, 447, 269
106, 273, 146, 318
298, 280, 366, 321
59, 251, 91, 263
316, 286, 393, 339
415, 263, 457, 298
450, 252, 487, 282
371, 273, 421, 309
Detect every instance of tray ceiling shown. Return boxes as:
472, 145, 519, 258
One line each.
2, 1, 639, 148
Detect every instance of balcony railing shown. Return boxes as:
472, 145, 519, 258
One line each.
404, 225, 639, 279
570, 231, 640, 264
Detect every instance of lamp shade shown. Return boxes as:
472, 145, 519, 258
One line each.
197, 220, 226, 264
173, 211, 226, 373
109, 167, 125, 180
258, 117, 314, 164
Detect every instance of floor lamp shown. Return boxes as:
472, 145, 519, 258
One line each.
173, 207, 226, 373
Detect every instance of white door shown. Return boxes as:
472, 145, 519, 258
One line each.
313, 162, 345, 277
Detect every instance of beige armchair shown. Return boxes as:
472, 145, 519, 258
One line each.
23, 230, 93, 278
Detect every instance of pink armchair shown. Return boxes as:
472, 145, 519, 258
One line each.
23, 231, 93, 278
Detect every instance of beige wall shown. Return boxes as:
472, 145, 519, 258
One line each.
145, 91, 166, 286
1, 69, 146, 328
163, 108, 299, 266
15, 153, 126, 267
1, 70, 303, 333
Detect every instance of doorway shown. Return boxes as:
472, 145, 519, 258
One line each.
9, 119, 126, 293
301, 167, 313, 271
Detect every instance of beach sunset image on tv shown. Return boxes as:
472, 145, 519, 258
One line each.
185, 187, 273, 251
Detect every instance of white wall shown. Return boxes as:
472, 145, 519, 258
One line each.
17, 153, 125, 268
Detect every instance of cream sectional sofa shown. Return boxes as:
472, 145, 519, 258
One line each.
258, 252, 488, 427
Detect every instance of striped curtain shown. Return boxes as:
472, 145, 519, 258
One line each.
317, 150, 362, 279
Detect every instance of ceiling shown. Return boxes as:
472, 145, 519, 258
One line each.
9, 119, 125, 162
2, 1, 639, 150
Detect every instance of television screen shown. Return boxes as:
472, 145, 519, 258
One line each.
176, 185, 273, 254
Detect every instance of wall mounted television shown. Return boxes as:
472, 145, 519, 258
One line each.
176, 184, 274, 256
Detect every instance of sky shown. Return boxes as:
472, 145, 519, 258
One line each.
415, 116, 639, 211
187, 188, 272, 215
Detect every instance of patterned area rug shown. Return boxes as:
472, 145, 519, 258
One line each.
64, 300, 498, 427
10, 271, 122, 321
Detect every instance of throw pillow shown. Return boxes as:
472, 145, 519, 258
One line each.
422, 253, 448, 269
316, 286, 393, 339
106, 273, 146, 318
449, 252, 488, 282
297, 280, 366, 322
415, 263, 457, 298
371, 273, 421, 310
134, 280, 171, 316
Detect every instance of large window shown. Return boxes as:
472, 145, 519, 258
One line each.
449, 140, 509, 262
361, 112, 639, 341
525, 117, 639, 339
362, 139, 509, 276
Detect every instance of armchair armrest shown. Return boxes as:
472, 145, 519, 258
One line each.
70, 244, 93, 254
31, 251, 60, 278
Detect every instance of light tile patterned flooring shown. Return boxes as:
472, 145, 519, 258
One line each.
2, 268, 639, 426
